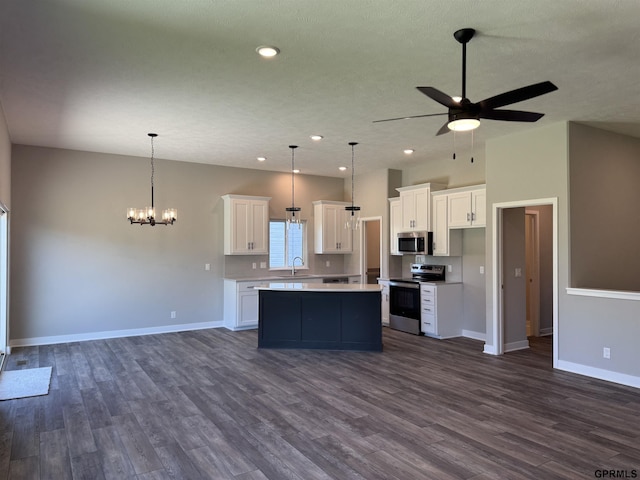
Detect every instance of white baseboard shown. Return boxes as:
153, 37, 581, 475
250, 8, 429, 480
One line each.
483, 343, 499, 355
556, 360, 640, 389
461, 330, 485, 341
504, 339, 530, 352
539, 327, 554, 336
9, 320, 224, 348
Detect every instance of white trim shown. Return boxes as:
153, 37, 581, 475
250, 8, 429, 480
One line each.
9, 320, 223, 348
490, 197, 559, 369
539, 327, 554, 336
557, 360, 640, 389
525, 210, 540, 336
566, 287, 640, 301
504, 340, 530, 352
461, 329, 485, 341
0, 202, 8, 357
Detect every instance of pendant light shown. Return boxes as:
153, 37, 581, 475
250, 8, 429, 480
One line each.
345, 142, 360, 230
127, 133, 177, 226
285, 145, 301, 229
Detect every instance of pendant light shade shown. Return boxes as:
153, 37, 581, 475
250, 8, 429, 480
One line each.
285, 145, 301, 229
127, 133, 177, 226
345, 142, 360, 230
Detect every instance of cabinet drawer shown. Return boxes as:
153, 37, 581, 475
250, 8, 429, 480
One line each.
421, 295, 435, 307
420, 285, 436, 296
237, 282, 261, 292
421, 316, 436, 334
422, 304, 435, 316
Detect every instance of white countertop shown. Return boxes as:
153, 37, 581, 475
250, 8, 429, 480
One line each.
224, 273, 355, 282
254, 282, 382, 293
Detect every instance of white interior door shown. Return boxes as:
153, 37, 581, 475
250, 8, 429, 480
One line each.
0, 203, 8, 361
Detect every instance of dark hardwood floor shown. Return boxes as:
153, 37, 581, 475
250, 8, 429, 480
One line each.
1, 327, 638, 479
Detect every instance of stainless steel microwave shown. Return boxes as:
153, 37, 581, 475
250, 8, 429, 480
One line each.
397, 231, 433, 255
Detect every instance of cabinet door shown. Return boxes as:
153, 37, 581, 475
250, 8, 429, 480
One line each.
238, 291, 259, 327
389, 198, 402, 255
400, 191, 416, 230
413, 188, 430, 230
231, 200, 252, 253
323, 204, 340, 253
471, 189, 486, 227
448, 191, 472, 228
338, 209, 353, 252
250, 201, 269, 253
432, 195, 449, 256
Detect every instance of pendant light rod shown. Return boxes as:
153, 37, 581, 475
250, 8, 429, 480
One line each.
127, 133, 177, 226
285, 145, 301, 226
345, 142, 360, 230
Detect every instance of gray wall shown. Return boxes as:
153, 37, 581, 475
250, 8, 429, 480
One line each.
527, 204, 553, 333
461, 228, 487, 336
502, 207, 527, 346
486, 121, 640, 381
0, 108, 9, 208
569, 123, 640, 291
10, 145, 344, 343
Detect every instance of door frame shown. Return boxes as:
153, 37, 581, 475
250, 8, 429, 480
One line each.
491, 197, 558, 367
0, 201, 9, 361
359, 216, 383, 283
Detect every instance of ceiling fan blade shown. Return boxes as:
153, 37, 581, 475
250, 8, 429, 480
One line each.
416, 87, 458, 108
373, 112, 447, 123
478, 81, 558, 110
436, 122, 451, 136
480, 109, 545, 122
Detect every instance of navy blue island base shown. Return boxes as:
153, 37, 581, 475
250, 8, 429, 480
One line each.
258, 287, 382, 351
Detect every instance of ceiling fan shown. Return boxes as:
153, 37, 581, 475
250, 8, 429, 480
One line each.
374, 28, 558, 135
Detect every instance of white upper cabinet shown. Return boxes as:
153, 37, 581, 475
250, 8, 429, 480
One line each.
396, 183, 446, 232
447, 185, 486, 228
223, 194, 271, 255
313, 201, 353, 253
389, 197, 402, 255
431, 192, 462, 257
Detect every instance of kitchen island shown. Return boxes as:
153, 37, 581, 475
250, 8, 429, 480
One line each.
255, 283, 383, 351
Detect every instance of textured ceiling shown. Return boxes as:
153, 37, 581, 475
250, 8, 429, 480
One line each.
2, 0, 640, 177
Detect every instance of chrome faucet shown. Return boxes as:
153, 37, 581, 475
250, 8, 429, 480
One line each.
291, 256, 304, 275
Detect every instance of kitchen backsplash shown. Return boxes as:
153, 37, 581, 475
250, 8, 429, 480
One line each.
224, 254, 346, 279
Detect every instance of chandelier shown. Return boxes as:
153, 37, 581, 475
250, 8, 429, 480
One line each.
285, 145, 301, 229
345, 141, 360, 230
127, 133, 177, 226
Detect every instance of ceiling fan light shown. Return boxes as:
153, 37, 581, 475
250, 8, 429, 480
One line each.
448, 118, 480, 132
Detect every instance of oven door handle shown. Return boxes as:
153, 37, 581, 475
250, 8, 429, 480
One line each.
389, 281, 420, 289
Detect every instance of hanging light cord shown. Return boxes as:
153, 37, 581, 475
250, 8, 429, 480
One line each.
150, 134, 155, 210
350, 143, 356, 208
290, 146, 295, 209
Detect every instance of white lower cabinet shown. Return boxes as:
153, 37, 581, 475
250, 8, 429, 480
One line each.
378, 280, 390, 325
420, 283, 463, 338
348, 275, 361, 284
224, 280, 262, 330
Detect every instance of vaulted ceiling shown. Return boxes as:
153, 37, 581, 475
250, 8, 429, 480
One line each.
2, 1, 640, 177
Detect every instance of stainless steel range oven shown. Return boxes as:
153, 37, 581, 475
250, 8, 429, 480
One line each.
389, 264, 445, 335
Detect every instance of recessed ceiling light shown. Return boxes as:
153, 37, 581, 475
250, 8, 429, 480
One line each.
292, 169, 300, 174
310, 135, 323, 141
404, 149, 414, 155
257, 156, 266, 162
339, 166, 347, 171
256, 46, 280, 58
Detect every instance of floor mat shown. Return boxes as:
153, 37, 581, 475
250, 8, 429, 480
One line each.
0, 367, 52, 400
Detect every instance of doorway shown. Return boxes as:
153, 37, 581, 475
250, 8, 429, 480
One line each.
359, 217, 382, 284
491, 198, 558, 368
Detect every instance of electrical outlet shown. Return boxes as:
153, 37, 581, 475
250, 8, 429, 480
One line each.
326, 261, 330, 267
447, 265, 452, 273
252, 262, 257, 269
205, 263, 210, 271
170, 311, 177, 319
603, 347, 611, 359
479, 266, 485, 274
260, 262, 267, 269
